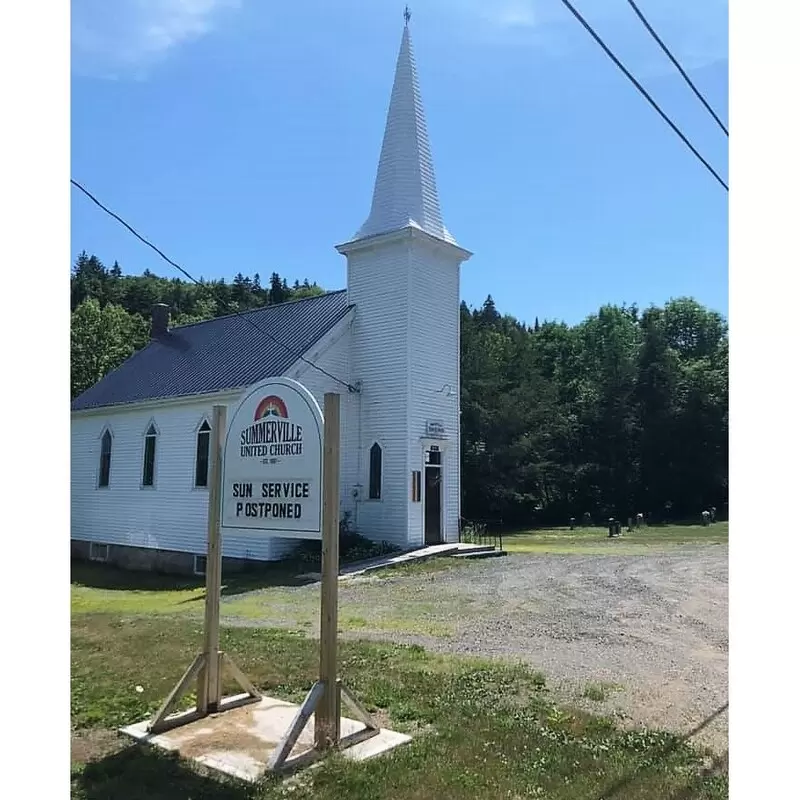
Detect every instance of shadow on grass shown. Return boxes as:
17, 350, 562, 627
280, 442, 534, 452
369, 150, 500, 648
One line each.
594, 703, 729, 800
71, 560, 317, 599
72, 744, 267, 800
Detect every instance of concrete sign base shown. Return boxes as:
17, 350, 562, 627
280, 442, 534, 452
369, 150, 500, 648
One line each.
120, 693, 412, 782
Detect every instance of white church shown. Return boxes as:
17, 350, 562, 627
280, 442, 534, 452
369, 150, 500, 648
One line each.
70, 18, 472, 574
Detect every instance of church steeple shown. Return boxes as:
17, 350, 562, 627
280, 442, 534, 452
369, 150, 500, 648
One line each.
353, 14, 457, 245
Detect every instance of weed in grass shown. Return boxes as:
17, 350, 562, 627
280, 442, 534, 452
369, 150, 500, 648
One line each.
582, 682, 618, 702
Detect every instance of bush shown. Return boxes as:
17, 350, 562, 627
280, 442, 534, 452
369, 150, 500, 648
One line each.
292, 512, 401, 567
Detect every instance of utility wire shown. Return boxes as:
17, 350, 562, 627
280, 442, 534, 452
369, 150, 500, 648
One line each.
70, 178, 358, 393
624, 0, 728, 136
556, 0, 728, 191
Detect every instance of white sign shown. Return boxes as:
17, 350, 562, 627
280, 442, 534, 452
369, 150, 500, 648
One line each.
426, 420, 445, 438
221, 377, 323, 538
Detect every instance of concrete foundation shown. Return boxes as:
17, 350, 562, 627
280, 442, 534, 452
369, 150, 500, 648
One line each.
120, 694, 412, 782
71, 539, 255, 576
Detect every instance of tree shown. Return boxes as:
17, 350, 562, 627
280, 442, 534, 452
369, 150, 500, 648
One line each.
634, 306, 680, 513
458, 295, 728, 525
478, 295, 500, 325
71, 252, 108, 310
71, 299, 144, 398
663, 297, 727, 360
270, 272, 287, 304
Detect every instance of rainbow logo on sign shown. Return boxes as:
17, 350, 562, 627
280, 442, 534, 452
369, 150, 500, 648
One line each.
254, 395, 289, 421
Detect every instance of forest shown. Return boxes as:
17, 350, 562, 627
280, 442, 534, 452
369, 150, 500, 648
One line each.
71, 252, 728, 527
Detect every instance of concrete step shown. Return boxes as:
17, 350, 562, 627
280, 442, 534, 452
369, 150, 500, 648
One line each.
451, 549, 508, 560
297, 543, 504, 583
448, 544, 496, 556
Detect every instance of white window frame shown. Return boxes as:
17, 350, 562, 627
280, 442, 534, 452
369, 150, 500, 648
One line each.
97, 426, 113, 489
141, 419, 160, 489
193, 554, 207, 576
367, 441, 384, 501
192, 417, 212, 490
89, 542, 109, 562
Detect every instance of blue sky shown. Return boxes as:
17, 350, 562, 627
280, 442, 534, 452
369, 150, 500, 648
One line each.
70, 0, 728, 326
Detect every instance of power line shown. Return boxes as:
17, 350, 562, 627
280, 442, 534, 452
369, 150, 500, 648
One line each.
555, 0, 728, 191
70, 178, 358, 393
624, 0, 728, 136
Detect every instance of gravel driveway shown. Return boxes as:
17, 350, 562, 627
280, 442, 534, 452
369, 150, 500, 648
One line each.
224, 545, 729, 754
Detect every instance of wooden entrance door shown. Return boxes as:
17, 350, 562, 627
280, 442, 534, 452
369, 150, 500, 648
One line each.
424, 449, 442, 545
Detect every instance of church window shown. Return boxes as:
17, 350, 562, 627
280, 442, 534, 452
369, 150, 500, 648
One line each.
194, 420, 211, 487
142, 423, 158, 487
98, 429, 112, 488
368, 443, 382, 500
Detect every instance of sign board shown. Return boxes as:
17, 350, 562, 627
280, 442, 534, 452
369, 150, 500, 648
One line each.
221, 377, 323, 538
425, 420, 445, 438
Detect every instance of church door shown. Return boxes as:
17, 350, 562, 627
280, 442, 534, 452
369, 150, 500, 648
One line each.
424, 449, 442, 545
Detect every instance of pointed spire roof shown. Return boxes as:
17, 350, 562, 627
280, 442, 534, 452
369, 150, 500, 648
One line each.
353, 18, 457, 245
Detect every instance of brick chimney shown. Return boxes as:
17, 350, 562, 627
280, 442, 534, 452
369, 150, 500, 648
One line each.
151, 303, 170, 339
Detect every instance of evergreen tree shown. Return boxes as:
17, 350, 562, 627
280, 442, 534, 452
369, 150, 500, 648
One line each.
270, 272, 287, 304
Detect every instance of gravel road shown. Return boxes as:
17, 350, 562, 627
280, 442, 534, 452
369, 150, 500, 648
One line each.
226, 545, 729, 754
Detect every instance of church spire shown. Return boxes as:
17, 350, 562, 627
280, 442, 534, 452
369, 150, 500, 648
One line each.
353, 15, 457, 245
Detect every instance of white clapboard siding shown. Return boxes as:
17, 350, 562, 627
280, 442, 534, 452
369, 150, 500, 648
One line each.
408, 237, 462, 545
70, 316, 354, 562
70, 393, 282, 560
344, 241, 411, 548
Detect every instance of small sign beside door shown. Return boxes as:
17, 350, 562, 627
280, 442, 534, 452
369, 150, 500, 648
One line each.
425, 420, 445, 438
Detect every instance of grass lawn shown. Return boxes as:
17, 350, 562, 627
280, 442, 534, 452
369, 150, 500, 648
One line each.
71, 559, 471, 638
71, 565, 728, 799
503, 522, 728, 555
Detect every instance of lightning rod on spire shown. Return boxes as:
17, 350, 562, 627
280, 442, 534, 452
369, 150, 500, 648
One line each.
404, 6, 411, 26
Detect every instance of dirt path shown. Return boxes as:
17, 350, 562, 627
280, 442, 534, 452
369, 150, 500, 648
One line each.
223, 545, 729, 754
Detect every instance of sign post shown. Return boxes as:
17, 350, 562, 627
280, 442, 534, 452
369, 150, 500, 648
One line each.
315, 392, 341, 750
268, 391, 379, 772
148, 404, 261, 735
198, 404, 225, 713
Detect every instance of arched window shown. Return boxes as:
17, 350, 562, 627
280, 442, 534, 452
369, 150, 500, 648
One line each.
195, 420, 212, 487
98, 429, 112, 488
368, 443, 382, 500
142, 423, 158, 487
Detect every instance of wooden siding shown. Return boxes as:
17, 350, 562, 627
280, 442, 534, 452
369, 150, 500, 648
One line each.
346, 242, 411, 547
408, 238, 462, 544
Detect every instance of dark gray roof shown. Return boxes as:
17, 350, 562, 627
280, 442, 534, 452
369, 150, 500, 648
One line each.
72, 290, 351, 412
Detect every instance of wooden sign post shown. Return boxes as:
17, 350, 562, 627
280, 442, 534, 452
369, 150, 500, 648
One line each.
147, 404, 261, 735
268, 392, 379, 771
198, 404, 225, 713
315, 392, 342, 749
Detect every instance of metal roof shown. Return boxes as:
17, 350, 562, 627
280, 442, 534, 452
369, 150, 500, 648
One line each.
71, 290, 351, 412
